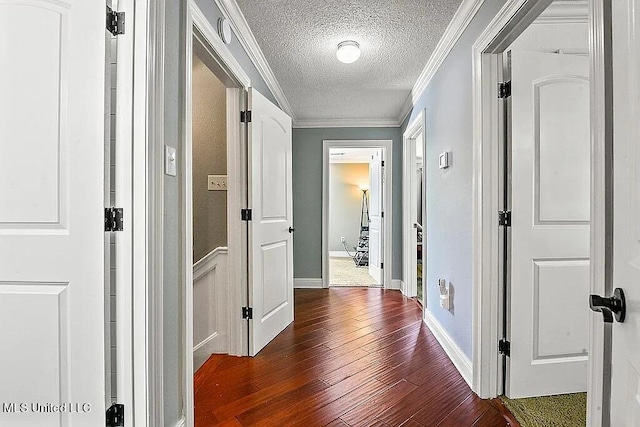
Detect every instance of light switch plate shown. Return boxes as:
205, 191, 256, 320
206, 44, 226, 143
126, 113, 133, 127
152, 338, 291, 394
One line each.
165, 146, 177, 176
208, 175, 228, 191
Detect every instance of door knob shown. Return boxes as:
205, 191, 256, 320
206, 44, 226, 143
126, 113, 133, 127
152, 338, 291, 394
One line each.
288, 227, 295, 233
589, 288, 626, 323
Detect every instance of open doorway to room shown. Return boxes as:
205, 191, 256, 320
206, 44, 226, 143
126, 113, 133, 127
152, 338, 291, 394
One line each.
474, 1, 591, 425
327, 147, 382, 287
322, 140, 393, 289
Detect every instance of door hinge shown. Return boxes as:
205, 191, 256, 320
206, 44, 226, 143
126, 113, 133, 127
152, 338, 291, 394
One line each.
242, 306, 253, 319
381, 160, 385, 167
381, 262, 384, 269
241, 208, 252, 221
498, 81, 511, 99
498, 339, 511, 357
105, 207, 124, 232
106, 403, 124, 427
498, 210, 511, 227
240, 110, 252, 123
381, 211, 384, 218
106, 6, 125, 36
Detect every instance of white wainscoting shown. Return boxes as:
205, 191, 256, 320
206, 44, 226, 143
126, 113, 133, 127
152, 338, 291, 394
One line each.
193, 246, 228, 372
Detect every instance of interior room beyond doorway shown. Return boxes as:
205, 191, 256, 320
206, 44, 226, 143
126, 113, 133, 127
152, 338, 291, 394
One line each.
328, 147, 383, 287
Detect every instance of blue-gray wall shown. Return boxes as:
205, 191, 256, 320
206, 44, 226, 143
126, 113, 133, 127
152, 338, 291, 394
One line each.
400, 0, 505, 360
292, 127, 403, 280
163, 1, 276, 424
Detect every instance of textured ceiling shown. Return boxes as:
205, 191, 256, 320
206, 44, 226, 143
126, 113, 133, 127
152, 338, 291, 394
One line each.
235, 0, 463, 124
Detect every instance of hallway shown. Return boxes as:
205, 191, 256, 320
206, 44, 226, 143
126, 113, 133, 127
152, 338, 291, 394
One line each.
194, 288, 516, 426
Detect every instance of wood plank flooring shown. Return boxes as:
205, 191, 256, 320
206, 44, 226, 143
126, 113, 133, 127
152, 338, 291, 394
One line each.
195, 288, 518, 426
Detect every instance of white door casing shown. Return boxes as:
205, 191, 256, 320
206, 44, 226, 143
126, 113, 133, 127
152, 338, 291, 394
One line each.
248, 88, 294, 356
508, 50, 590, 398
0, 0, 106, 425
610, 0, 640, 424
368, 150, 383, 284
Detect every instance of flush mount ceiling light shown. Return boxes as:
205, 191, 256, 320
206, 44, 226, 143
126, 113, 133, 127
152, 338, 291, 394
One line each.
336, 41, 361, 64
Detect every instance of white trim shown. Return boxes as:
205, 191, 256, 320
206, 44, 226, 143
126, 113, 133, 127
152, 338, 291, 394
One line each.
193, 332, 219, 352
174, 418, 186, 427
193, 246, 228, 280
424, 310, 473, 387
407, 0, 485, 109
214, 0, 295, 120
471, 2, 607, 424
402, 110, 426, 303
294, 118, 401, 129
294, 278, 324, 289
390, 280, 402, 291
191, 3, 251, 88
322, 140, 394, 291
329, 250, 351, 258
534, 1, 589, 25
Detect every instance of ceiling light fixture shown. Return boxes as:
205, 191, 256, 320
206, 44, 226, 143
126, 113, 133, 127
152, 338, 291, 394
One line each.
336, 40, 361, 64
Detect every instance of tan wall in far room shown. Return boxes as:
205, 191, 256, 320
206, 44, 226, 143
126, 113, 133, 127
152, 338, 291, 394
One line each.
329, 163, 370, 252
192, 53, 227, 262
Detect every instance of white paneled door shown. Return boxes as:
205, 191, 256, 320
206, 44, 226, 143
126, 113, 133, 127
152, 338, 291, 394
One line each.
0, 1, 107, 426
368, 150, 383, 284
507, 50, 590, 398
248, 88, 293, 356
610, 0, 640, 424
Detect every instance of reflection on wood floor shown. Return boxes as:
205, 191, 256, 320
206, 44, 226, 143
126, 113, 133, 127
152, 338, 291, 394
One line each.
194, 288, 518, 426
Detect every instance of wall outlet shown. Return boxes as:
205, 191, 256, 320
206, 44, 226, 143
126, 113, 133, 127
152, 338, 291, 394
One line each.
208, 175, 227, 191
341, 236, 345, 243
438, 278, 450, 310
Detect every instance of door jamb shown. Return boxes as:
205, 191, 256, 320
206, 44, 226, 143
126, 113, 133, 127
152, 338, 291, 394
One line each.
402, 110, 426, 300
471, 2, 611, 427
321, 140, 393, 290
181, 1, 251, 425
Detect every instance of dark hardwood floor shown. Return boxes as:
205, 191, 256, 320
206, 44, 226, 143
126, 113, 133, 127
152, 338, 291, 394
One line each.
195, 288, 518, 426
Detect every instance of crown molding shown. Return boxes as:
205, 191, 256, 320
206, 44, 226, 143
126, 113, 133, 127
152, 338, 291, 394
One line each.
215, 0, 296, 120
533, 1, 588, 24
400, 0, 485, 115
397, 92, 414, 128
293, 118, 401, 129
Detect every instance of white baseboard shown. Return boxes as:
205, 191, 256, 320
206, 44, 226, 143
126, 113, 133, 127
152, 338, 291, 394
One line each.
329, 250, 351, 258
423, 309, 473, 387
400, 280, 407, 295
389, 279, 402, 290
175, 417, 185, 427
294, 278, 323, 289
193, 332, 223, 372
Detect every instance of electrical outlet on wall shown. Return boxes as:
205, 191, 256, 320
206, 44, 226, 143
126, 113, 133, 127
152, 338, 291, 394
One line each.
208, 175, 227, 191
341, 236, 345, 243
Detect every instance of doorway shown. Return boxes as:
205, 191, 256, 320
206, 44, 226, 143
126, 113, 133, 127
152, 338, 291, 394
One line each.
322, 140, 393, 289
402, 110, 427, 303
472, 0, 598, 424
327, 147, 382, 287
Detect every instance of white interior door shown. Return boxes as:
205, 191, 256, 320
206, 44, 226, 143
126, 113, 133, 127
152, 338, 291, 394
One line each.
0, 1, 107, 425
507, 50, 590, 398
248, 88, 293, 356
368, 150, 383, 284
610, 0, 640, 424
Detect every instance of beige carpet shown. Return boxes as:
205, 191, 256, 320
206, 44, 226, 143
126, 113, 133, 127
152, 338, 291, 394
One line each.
500, 393, 587, 427
329, 257, 379, 286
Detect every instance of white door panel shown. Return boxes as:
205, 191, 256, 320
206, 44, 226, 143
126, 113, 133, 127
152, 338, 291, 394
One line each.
368, 150, 383, 284
610, 0, 640, 424
508, 50, 590, 398
248, 88, 293, 356
0, 0, 106, 425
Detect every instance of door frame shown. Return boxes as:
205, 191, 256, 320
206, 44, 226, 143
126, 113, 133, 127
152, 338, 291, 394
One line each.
402, 110, 427, 300
180, 1, 251, 425
322, 140, 393, 289
471, 1, 611, 426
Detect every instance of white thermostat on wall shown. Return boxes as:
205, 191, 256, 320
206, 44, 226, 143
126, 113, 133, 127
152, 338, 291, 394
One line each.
439, 151, 449, 169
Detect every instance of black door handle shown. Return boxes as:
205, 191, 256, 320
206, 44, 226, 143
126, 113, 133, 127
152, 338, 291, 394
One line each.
589, 288, 626, 323
288, 227, 295, 233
